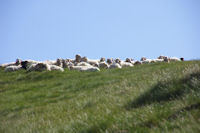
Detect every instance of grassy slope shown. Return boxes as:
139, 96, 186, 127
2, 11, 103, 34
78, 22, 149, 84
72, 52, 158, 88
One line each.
0, 61, 200, 133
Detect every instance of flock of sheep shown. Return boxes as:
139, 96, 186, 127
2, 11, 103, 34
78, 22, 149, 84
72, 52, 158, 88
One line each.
1, 55, 183, 72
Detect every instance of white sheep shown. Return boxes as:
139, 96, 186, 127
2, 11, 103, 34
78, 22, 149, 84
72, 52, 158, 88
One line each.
27, 63, 51, 72
169, 57, 181, 62
115, 58, 121, 64
70, 66, 100, 72
0, 62, 16, 68
43, 60, 57, 65
142, 59, 152, 64
80, 56, 88, 62
87, 59, 99, 67
80, 66, 100, 72
4, 65, 22, 72
157, 55, 167, 59
99, 61, 109, 69
76, 62, 92, 67
109, 63, 122, 69
163, 57, 180, 62
120, 61, 134, 68
49, 65, 64, 72
152, 59, 164, 63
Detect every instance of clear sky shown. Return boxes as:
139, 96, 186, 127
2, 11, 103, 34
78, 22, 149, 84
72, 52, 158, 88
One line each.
0, 0, 199, 63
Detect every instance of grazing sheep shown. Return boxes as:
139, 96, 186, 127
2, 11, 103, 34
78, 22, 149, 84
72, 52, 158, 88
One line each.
4, 65, 22, 72
21, 61, 29, 69
27, 63, 51, 72
87, 59, 99, 67
134, 61, 142, 65
115, 58, 121, 64
80, 56, 88, 62
157, 55, 167, 59
109, 63, 122, 69
169, 57, 181, 62
70, 66, 100, 72
99, 61, 109, 69
140, 57, 147, 61
66, 59, 73, 62
164, 57, 170, 63
80, 66, 100, 72
125, 58, 133, 63
27, 64, 37, 71
21, 60, 40, 70
76, 62, 92, 67
75, 54, 82, 63
142, 59, 152, 64
49, 65, 64, 72
107, 58, 113, 64
0, 62, 16, 68
163, 57, 180, 62
180, 58, 184, 61
152, 59, 164, 63
100, 57, 106, 62
120, 61, 134, 68
15, 59, 22, 66
43, 60, 57, 65
56, 59, 63, 67
61, 59, 68, 68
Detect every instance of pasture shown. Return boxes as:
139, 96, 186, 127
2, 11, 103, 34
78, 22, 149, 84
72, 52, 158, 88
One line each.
0, 61, 200, 133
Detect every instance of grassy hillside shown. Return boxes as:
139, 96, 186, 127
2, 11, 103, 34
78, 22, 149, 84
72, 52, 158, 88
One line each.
0, 61, 200, 133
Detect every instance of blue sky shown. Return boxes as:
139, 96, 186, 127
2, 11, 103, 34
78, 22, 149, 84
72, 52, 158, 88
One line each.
0, 0, 199, 63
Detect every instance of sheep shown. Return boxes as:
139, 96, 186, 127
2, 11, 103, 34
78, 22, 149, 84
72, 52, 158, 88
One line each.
153, 59, 164, 63
80, 56, 88, 62
107, 58, 113, 64
21, 60, 40, 70
70, 66, 100, 72
125, 58, 133, 63
66, 61, 74, 67
27, 64, 37, 71
115, 58, 121, 64
169, 57, 181, 62
56, 59, 63, 67
140, 57, 156, 64
142, 59, 152, 64
120, 61, 134, 68
75, 54, 81, 63
100, 57, 106, 62
134, 61, 142, 65
43, 60, 57, 65
4, 65, 22, 72
76, 62, 92, 67
27, 63, 51, 72
49, 65, 64, 72
15, 59, 22, 66
66, 59, 74, 62
87, 59, 99, 67
157, 55, 167, 59
140, 57, 147, 61
99, 61, 109, 69
180, 57, 184, 61
80, 66, 100, 72
164, 57, 170, 63
0, 62, 16, 68
163, 57, 180, 62
109, 63, 122, 69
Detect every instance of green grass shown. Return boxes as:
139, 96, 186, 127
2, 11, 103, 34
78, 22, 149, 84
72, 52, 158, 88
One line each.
0, 61, 200, 133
